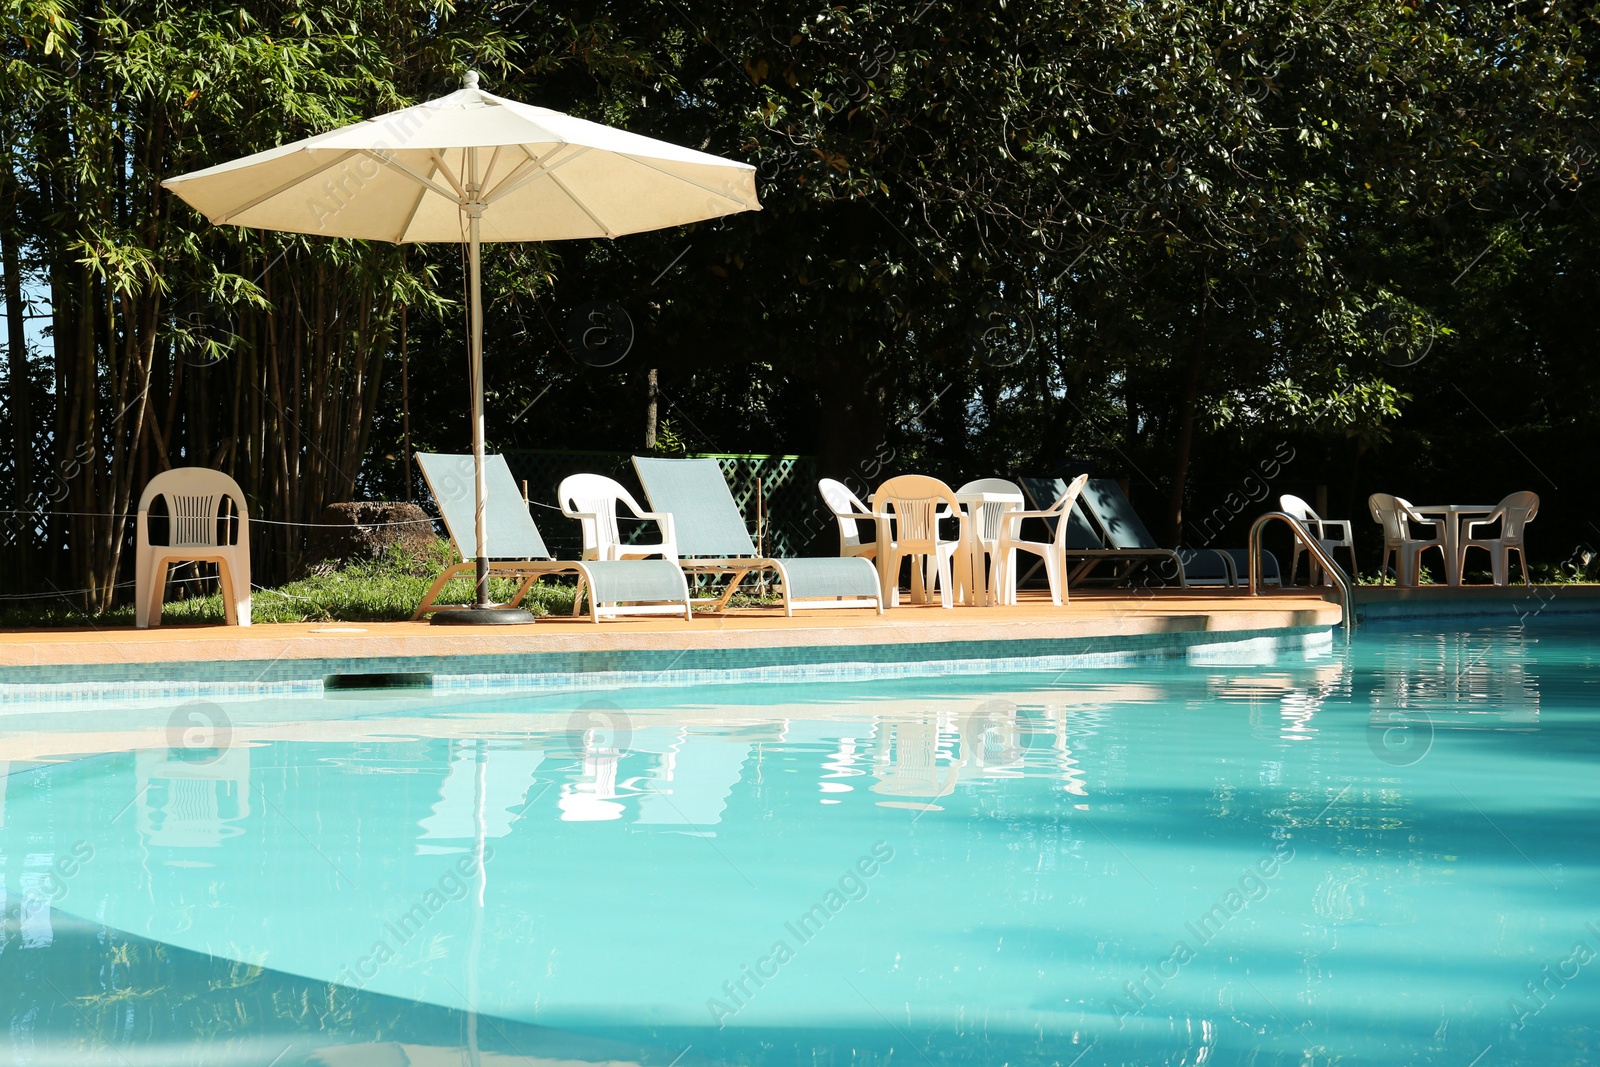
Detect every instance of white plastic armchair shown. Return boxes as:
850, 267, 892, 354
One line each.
1368, 493, 1445, 587
871, 475, 969, 608
558, 474, 677, 563
1279, 493, 1359, 586
994, 474, 1089, 606
1460, 491, 1539, 586
817, 478, 877, 560
135, 467, 251, 627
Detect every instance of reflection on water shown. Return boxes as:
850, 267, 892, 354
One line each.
137, 744, 251, 852
1369, 628, 1542, 730
419, 740, 543, 846
0, 620, 1595, 1066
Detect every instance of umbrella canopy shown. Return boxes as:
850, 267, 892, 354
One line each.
163, 71, 758, 242
163, 72, 760, 618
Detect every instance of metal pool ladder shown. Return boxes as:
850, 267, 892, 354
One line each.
1248, 511, 1355, 640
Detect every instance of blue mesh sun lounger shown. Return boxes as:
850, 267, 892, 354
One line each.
632, 457, 883, 616
1021, 477, 1276, 587
413, 453, 692, 621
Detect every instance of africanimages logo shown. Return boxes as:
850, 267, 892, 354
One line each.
707, 841, 894, 1027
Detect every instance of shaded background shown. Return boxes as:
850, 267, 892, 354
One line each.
1, 0, 1596, 603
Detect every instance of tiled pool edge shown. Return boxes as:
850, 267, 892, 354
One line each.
0, 625, 1335, 705
1354, 584, 1600, 622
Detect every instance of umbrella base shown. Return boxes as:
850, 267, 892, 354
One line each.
431, 606, 538, 626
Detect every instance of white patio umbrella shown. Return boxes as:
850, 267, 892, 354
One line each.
163, 72, 759, 621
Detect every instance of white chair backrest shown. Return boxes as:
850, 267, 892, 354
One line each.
559, 474, 647, 558
1047, 474, 1091, 547
1369, 493, 1414, 543
818, 478, 872, 550
137, 468, 248, 549
956, 478, 1025, 542
1493, 491, 1540, 539
874, 475, 961, 551
1279, 493, 1319, 523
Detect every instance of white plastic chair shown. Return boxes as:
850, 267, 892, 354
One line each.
994, 474, 1089, 606
558, 474, 677, 562
871, 475, 969, 608
818, 478, 877, 560
1279, 493, 1359, 585
1460, 491, 1539, 586
136, 467, 251, 627
1368, 493, 1445, 587
955, 478, 1025, 599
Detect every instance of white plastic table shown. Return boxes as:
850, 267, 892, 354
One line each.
1411, 504, 1495, 586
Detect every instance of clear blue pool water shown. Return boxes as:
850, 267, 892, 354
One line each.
1, 619, 1597, 1066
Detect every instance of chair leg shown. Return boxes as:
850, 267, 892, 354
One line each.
143, 561, 169, 628
217, 564, 239, 626
412, 562, 473, 620
136, 562, 152, 629
1043, 552, 1063, 607
883, 550, 902, 606
935, 551, 953, 609
506, 575, 538, 608
1493, 546, 1508, 587
711, 568, 754, 611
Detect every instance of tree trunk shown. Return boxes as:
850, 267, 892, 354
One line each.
1164, 292, 1208, 547
644, 367, 659, 449
1, 166, 31, 569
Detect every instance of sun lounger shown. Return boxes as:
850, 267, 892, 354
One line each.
632, 456, 883, 616
1020, 477, 1276, 587
413, 453, 692, 621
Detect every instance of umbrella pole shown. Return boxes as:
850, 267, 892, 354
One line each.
469, 207, 491, 607
436, 147, 535, 625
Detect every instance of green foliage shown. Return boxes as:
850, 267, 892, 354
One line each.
5, 0, 1600, 604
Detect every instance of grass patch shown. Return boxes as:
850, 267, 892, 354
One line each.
0, 540, 578, 627
0, 540, 786, 628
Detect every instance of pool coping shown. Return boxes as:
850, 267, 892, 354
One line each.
0, 591, 1343, 701
1353, 583, 1600, 622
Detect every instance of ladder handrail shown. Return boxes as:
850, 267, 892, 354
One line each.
1248, 511, 1354, 639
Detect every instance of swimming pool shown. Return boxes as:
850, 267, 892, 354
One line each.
1, 618, 1596, 1065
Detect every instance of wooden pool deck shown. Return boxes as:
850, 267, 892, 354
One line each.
3, 584, 1593, 697
0, 589, 1336, 665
